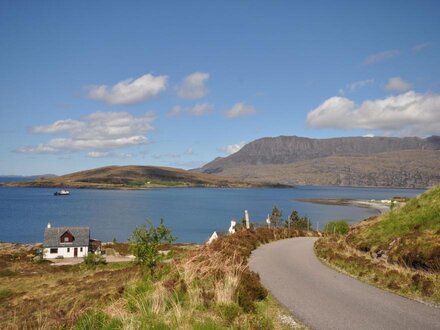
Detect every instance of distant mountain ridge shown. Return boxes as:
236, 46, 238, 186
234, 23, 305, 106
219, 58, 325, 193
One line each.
3, 165, 285, 189
196, 136, 440, 188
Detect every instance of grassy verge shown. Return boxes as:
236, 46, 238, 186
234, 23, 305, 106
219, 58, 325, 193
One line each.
314, 185, 440, 306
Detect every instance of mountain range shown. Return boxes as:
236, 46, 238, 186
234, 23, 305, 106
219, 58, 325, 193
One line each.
196, 136, 440, 188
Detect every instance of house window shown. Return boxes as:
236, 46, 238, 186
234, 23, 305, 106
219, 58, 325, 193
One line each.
64, 237, 69, 242
67, 248, 70, 253
50, 248, 58, 254
80, 247, 83, 252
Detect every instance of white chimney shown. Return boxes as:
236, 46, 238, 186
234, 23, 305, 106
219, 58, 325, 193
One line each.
47, 222, 51, 229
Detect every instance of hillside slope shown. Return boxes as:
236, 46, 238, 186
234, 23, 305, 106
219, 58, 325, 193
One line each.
315, 185, 440, 305
196, 135, 440, 188
348, 185, 440, 271
4, 165, 283, 189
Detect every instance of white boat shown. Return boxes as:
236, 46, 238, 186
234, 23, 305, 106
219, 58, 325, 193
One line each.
54, 189, 70, 196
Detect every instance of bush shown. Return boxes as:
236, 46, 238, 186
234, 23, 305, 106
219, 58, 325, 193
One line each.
281, 208, 311, 230
324, 220, 350, 235
237, 271, 268, 312
83, 253, 107, 267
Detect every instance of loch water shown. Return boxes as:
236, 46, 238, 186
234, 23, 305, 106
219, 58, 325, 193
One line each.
0, 186, 425, 244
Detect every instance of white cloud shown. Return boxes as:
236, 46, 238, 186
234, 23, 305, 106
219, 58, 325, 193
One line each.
307, 91, 440, 135
339, 79, 374, 95
219, 141, 247, 155
86, 73, 167, 105
225, 102, 256, 118
364, 50, 400, 65
87, 151, 110, 158
176, 72, 209, 99
167, 103, 213, 117
17, 111, 154, 154
413, 42, 433, 52
31, 119, 85, 133
385, 77, 412, 92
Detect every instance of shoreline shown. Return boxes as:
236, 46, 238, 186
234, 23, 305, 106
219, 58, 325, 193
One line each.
0, 182, 291, 190
296, 198, 390, 214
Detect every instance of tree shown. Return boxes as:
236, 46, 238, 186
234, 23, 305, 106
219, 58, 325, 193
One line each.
270, 206, 282, 228
129, 219, 176, 274
284, 209, 309, 230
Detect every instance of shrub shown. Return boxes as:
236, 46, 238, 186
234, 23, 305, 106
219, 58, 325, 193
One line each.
324, 220, 350, 235
237, 271, 268, 312
83, 253, 107, 267
287, 216, 310, 230
129, 219, 176, 275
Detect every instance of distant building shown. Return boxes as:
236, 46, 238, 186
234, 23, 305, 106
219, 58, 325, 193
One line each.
43, 223, 100, 259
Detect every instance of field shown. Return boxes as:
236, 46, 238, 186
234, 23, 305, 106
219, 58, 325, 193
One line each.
0, 228, 312, 329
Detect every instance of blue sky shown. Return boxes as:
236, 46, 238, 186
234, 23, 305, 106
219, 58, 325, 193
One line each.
1, 1, 439, 175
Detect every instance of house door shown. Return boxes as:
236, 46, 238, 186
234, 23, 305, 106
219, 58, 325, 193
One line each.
74, 248, 78, 257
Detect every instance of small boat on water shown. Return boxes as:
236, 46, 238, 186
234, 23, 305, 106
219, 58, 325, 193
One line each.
54, 189, 70, 196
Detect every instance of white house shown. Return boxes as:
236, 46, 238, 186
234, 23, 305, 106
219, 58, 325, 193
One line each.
43, 223, 94, 259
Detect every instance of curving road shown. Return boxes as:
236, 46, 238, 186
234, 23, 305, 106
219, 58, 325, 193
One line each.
249, 237, 440, 330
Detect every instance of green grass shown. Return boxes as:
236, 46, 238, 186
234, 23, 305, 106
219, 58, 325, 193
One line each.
352, 185, 440, 249
347, 185, 440, 271
323, 220, 349, 235
74, 310, 122, 330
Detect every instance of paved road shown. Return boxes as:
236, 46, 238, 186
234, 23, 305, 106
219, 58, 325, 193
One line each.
249, 237, 440, 330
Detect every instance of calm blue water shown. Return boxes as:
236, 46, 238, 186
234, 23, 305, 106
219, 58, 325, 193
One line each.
0, 186, 424, 244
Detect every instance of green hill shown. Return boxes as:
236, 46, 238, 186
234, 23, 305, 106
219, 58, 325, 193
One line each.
348, 185, 440, 271
315, 185, 440, 305
3, 165, 285, 189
